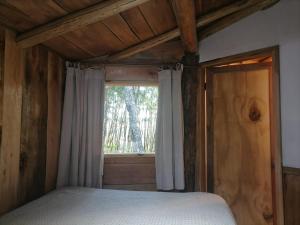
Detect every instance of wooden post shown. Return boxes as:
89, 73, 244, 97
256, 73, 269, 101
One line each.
182, 52, 199, 192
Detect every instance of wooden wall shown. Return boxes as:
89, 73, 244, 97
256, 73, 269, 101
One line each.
0, 30, 65, 215
103, 155, 156, 191
283, 167, 300, 225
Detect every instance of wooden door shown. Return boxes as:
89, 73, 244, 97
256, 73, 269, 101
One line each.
207, 64, 274, 225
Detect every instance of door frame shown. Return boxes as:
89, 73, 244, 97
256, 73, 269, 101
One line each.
196, 46, 284, 225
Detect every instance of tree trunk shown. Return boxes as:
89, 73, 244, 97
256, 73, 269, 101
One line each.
123, 87, 144, 153
182, 52, 199, 192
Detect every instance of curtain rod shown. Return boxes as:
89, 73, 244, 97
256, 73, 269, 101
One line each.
74, 62, 180, 69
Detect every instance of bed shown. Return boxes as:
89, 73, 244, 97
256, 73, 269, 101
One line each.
0, 187, 236, 225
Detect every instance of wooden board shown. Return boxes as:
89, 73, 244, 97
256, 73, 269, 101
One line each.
283, 167, 300, 225
45, 51, 65, 193
139, 0, 177, 35
207, 66, 274, 225
120, 7, 154, 41
103, 155, 156, 190
18, 45, 49, 204
0, 30, 24, 214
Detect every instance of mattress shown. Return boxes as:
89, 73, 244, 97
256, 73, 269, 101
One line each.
0, 187, 236, 225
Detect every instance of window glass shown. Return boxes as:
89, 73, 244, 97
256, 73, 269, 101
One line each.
103, 85, 158, 154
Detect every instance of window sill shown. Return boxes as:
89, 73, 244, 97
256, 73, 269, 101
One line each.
104, 153, 155, 158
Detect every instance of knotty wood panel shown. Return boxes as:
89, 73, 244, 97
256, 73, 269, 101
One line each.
18, 46, 49, 204
103, 155, 156, 191
45, 51, 65, 193
208, 67, 274, 225
0, 30, 24, 214
283, 167, 300, 225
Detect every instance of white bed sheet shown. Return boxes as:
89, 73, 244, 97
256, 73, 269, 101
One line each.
0, 187, 236, 225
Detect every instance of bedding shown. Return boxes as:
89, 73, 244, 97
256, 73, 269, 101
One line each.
0, 187, 236, 225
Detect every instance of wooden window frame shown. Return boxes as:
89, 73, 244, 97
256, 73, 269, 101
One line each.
196, 46, 284, 225
103, 65, 159, 156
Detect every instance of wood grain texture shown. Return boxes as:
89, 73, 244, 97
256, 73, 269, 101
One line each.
182, 53, 199, 192
120, 7, 154, 41
0, 30, 24, 215
195, 67, 206, 192
283, 167, 300, 225
16, 0, 152, 48
102, 14, 140, 47
5, 0, 67, 25
18, 46, 49, 204
139, 0, 177, 35
170, 0, 198, 53
208, 66, 274, 225
45, 51, 65, 193
86, 0, 274, 63
103, 155, 156, 190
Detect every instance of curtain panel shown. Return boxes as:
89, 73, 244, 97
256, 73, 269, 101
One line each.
155, 69, 185, 191
57, 66, 105, 188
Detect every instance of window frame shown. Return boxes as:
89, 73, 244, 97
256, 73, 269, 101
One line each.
103, 65, 159, 156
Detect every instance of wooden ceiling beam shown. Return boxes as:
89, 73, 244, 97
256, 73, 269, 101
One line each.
170, 0, 198, 53
16, 0, 151, 48
199, 0, 279, 41
84, 0, 278, 63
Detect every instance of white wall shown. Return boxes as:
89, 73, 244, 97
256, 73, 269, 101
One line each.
199, 0, 300, 168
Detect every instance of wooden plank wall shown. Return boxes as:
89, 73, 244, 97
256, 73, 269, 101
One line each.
0, 30, 24, 215
0, 30, 65, 214
103, 155, 156, 191
283, 167, 300, 225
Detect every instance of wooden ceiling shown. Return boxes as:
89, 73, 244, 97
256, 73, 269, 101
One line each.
0, 0, 277, 63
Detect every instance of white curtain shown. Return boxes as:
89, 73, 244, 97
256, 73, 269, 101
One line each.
155, 69, 185, 191
57, 65, 105, 188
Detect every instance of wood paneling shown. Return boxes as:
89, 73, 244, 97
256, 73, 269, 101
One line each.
0, 3, 35, 31
44, 36, 92, 60
16, 0, 151, 48
103, 155, 156, 191
18, 46, 49, 204
54, 0, 104, 12
207, 65, 275, 225
0, 30, 24, 214
45, 51, 65, 193
102, 15, 140, 46
139, 0, 177, 35
121, 7, 154, 41
6, 0, 67, 25
283, 167, 300, 225
0, 35, 65, 214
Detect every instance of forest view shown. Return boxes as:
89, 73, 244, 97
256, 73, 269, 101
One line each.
103, 85, 158, 154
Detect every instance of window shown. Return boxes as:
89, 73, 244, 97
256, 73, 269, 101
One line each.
103, 85, 158, 154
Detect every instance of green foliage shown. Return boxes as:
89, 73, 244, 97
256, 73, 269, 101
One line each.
103, 85, 158, 154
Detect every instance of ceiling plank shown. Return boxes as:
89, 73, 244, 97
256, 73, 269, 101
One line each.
198, 0, 279, 41
16, 0, 151, 48
170, 0, 198, 53
84, 0, 278, 62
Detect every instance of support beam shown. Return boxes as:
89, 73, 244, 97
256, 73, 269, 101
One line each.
199, 0, 279, 41
171, 0, 198, 53
181, 52, 199, 192
85, 0, 278, 63
16, 0, 151, 48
